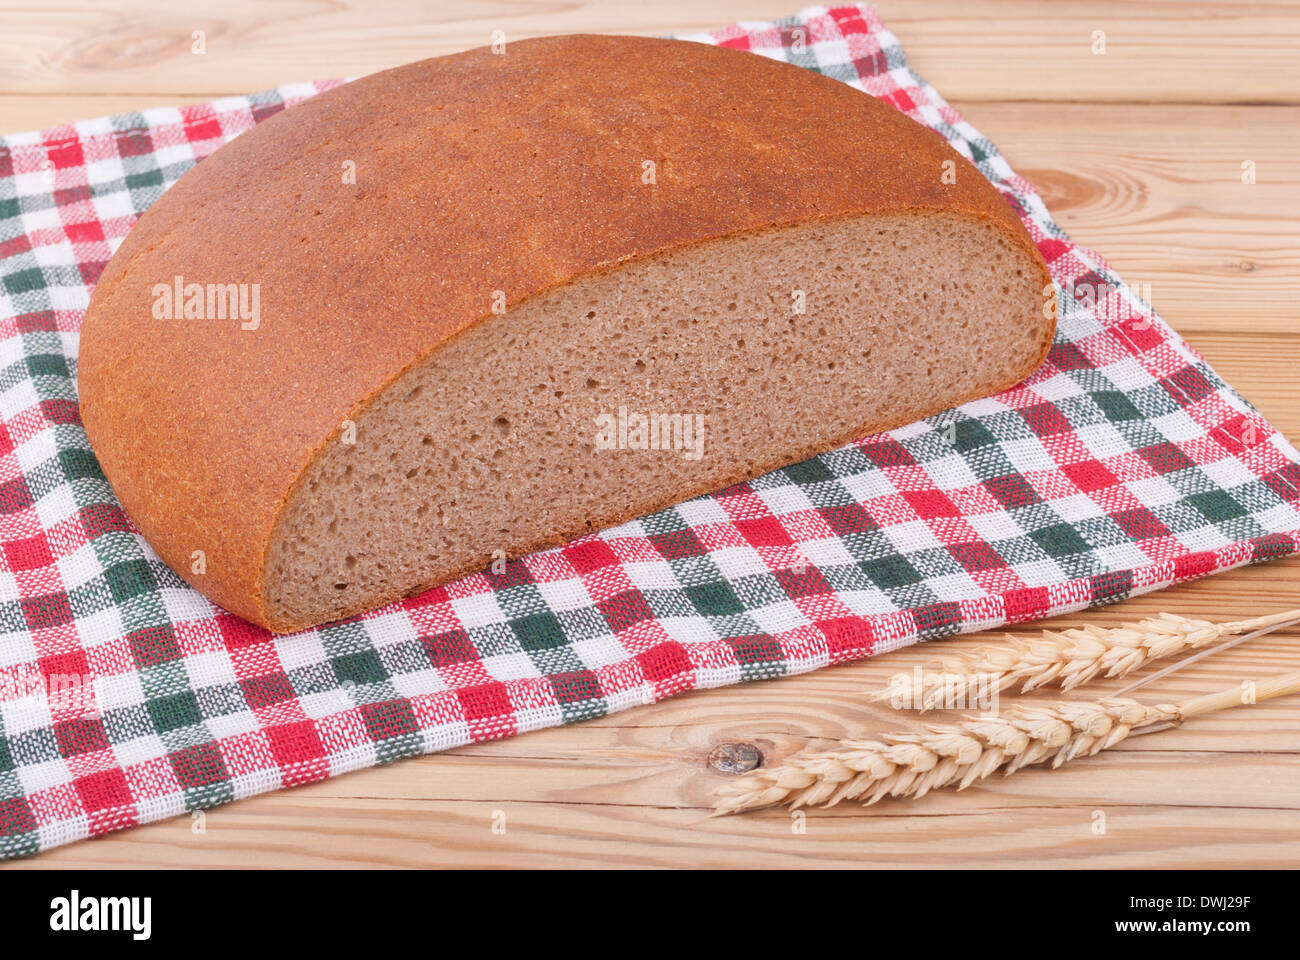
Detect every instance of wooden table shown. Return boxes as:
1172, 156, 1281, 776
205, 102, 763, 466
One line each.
2, 0, 1297, 869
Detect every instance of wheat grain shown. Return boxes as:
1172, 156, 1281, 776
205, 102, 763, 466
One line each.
715, 698, 1171, 813
714, 668, 1300, 815
872, 608, 1300, 709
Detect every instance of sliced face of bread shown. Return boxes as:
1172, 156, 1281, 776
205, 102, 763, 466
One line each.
266, 213, 1050, 629
77, 34, 1054, 633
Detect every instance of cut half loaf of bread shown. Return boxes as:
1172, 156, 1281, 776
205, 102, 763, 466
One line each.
78, 34, 1055, 633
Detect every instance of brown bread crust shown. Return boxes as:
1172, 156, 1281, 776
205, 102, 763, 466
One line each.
77, 34, 1053, 630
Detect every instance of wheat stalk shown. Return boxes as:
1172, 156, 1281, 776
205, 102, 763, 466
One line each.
714, 668, 1300, 815
871, 608, 1300, 709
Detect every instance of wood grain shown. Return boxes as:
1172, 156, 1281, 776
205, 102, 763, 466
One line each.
1, 0, 1298, 868
1, 1, 1298, 103
961, 103, 1300, 337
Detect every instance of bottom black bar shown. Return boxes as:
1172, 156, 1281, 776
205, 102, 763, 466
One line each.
0, 868, 1288, 946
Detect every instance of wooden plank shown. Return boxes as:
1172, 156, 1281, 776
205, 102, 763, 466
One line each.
876, 0, 1300, 106
958, 103, 1300, 337
1179, 335, 1300, 440
0, 94, 217, 134
10, 795, 1300, 869
0, 1, 1296, 104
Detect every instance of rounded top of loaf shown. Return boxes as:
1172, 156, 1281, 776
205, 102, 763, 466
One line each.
77, 33, 1046, 629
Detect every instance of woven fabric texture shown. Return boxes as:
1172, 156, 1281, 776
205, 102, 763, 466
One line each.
1, 3, 1298, 859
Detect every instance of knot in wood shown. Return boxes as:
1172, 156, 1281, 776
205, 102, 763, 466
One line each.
708, 741, 763, 774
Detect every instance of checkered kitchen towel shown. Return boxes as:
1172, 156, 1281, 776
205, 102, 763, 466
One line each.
2, 4, 1298, 859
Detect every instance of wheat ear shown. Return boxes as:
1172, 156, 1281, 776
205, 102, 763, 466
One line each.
714, 668, 1300, 815
871, 608, 1300, 708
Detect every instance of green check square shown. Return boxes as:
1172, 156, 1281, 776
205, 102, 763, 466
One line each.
147, 691, 202, 732
953, 419, 997, 452
26, 353, 69, 378
125, 169, 164, 190
3, 268, 44, 296
1092, 391, 1143, 422
104, 559, 156, 602
511, 611, 566, 651
860, 554, 922, 589
1187, 489, 1247, 523
332, 649, 388, 686
683, 581, 744, 617
784, 457, 834, 485
59, 448, 104, 482
1030, 523, 1091, 558
0, 197, 19, 221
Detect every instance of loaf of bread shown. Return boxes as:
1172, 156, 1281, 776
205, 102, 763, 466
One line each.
78, 34, 1054, 633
